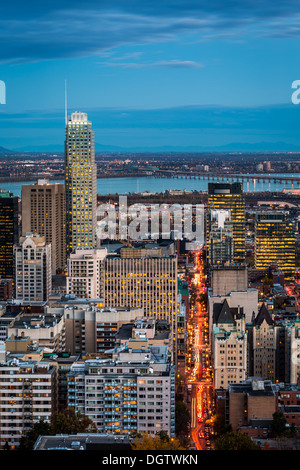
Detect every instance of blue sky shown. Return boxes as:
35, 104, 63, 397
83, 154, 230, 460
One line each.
0, 0, 300, 151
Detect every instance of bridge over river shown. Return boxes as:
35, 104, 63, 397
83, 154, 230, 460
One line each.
170, 172, 300, 186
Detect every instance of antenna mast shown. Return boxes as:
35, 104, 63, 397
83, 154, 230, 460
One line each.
65, 79, 68, 125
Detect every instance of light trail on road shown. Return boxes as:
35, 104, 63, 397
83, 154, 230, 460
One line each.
187, 248, 212, 450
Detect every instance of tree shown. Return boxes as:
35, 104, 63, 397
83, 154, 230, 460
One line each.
213, 431, 259, 450
175, 400, 190, 438
19, 419, 52, 450
50, 407, 97, 435
18, 408, 97, 450
271, 411, 288, 437
131, 432, 185, 450
3, 441, 11, 451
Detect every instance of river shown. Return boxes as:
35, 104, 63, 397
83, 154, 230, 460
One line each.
1, 173, 300, 197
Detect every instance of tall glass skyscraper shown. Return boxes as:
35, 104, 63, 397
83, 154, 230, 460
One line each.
65, 112, 97, 257
254, 211, 295, 281
207, 182, 245, 263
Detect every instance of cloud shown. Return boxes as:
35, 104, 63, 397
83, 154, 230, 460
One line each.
1, 1, 300, 63
155, 60, 204, 68
98, 58, 204, 69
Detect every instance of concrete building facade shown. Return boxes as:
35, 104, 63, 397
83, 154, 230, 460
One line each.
21, 179, 66, 274
14, 233, 52, 303
67, 339, 175, 436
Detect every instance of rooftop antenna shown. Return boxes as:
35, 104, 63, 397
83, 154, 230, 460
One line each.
65, 79, 68, 125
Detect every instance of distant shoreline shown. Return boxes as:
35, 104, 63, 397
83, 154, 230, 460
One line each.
0, 174, 146, 183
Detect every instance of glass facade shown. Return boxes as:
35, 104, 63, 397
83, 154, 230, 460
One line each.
254, 211, 295, 281
207, 182, 245, 263
65, 112, 97, 257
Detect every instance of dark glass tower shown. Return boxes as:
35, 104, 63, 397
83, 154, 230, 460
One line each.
0, 189, 19, 278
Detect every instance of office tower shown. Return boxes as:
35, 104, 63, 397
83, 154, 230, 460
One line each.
207, 209, 233, 265
67, 339, 175, 436
21, 179, 66, 274
65, 111, 97, 258
208, 182, 245, 263
0, 358, 57, 449
254, 211, 295, 281
104, 249, 178, 337
211, 299, 247, 390
66, 248, 107, 299
0, 189, 19, 279
14, 233, 52, 302
65, 246, 178, 358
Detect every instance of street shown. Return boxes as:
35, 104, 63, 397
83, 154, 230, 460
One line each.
186, 249, 214, 450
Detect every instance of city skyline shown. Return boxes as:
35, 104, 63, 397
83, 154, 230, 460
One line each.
1, 1, 300, 151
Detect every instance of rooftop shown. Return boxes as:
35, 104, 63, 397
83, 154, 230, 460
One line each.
34, 433, 132, 451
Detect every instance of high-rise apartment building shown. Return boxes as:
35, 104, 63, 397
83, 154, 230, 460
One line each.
66, 248, 107, 299
254, 211, 295, 281
0, 189, 19, 279
67, 339, 175, 436
14, 233, 52, 302
208, 182, 245, 263
65, 112, 97, 257
21, 179, 66, 274
0, 358, 57, 449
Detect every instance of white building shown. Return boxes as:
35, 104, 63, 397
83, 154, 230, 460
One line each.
66, 248, 107, 299
67, 339, 175, 436
0, 359, 57, 449
14, 233, 52, 302
46, 302, 143, 355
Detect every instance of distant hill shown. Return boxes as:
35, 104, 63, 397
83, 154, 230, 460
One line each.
2, 141, 300, 154
0, 145, 15, 154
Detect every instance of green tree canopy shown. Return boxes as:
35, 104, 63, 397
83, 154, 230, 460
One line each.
214, 431, 259, 450
271, 411, 288, 437
18, 407, 97, 450
50, 407, 98, 435
175, 400, 190, 437
131, 432, 185, 450
19, 419, 52, 450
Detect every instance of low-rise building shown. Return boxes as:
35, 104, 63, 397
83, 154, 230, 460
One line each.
219, 378, 278, 432
45, 302, 143, 356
